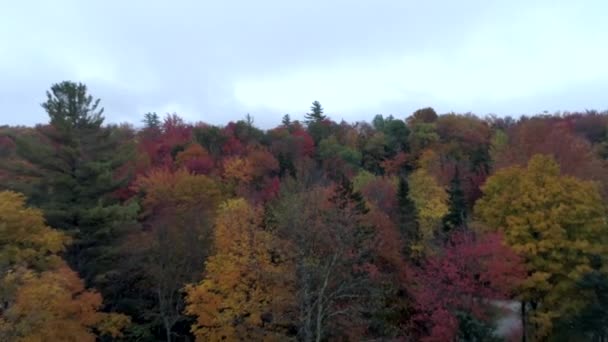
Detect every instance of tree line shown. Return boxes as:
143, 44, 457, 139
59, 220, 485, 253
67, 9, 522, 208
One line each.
1, 81, 608, 341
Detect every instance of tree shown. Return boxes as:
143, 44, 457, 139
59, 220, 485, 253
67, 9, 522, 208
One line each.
271, 178, 379, 341
442, 167, 467, 233
185, 198, 295, 341
397, 174, 420, 257
553, 256, 608, 341
408, 123, 439, 155
0, 191, 129, 341
411, 231, 525, 342
474, 154, 608, 338
143, 112, 161, 131
43, 81, 104, 128
408, 169, 448, 252
407, 107, 438, 125
318, 136, 362, 179
175, 143, 215, 175
128, 169, 224, 341
305, 101, 326, 124
493, 118, 608, 195
7, 81, 138, 290
282, 114, 292, 127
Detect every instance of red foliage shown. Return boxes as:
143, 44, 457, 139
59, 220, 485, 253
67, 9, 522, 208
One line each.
259, 176, 280, 202
137, 114, 193, 172
360, 177, 398, 217
364, 208, 405, 277
162, 114, 192, 146
184, 156, 214, 175
221, 136, 245, 156
411, 231, 525, 341
496, 119, 608, 194
291, 127, 315, 157
381, 152, 410, 175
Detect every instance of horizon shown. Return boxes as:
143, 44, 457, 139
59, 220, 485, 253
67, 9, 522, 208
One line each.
2, 0, 608, 128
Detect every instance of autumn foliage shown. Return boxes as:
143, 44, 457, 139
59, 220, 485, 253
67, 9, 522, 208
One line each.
3, 82, 608, 341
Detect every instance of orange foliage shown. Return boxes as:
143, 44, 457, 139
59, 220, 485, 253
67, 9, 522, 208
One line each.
185, 199, 295, 341
222, 157, 253, 184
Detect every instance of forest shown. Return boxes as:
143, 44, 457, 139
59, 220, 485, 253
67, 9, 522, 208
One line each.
1, 81, 608, 341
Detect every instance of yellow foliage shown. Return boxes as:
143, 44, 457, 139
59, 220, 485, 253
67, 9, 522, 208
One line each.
185, 198, 295, 341
0, 191, 130, 341
474, 154, 608, 337
408, 169, 448, 250
135, 168, 223, 215
222, 157, 253, 184
0, 191, 69, 269
0, 265, 129, 341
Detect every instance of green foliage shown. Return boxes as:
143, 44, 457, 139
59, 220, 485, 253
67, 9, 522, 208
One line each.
553, 258, 608, 341
305, 100, 326, 124
442, 168, 467, 233
352, 170, 376, 193
397, 175, 420, 257
408, 122, 439, 154
319, 136, 362, 168
142, 112, 160, 130
43, 81, 104, 129
455, 311, 502, 342
9, 81, 138, 289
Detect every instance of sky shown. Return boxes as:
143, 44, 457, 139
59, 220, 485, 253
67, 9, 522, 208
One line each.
1, 0, 607, 128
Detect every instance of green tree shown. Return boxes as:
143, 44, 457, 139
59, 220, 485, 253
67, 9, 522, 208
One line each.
305, 101, 326, 124
282, 114, 292, 127
442, 168, 467, 233
142, 112, 161, 130
397, 175, 420, 257
8, 81, 138, 289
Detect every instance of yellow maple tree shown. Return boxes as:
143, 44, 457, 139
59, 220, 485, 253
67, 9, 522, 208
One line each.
474, 155, 608, 338
184, 198, 295, 341
408, 168, 448, 251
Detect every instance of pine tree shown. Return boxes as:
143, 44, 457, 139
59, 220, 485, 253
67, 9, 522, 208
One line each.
281, 114, 291, 127
8, 81, 138, 288
442, 167, 467, 233
397, 174, 420, 256
142, 112, 161, 130
305, 100, 326, 124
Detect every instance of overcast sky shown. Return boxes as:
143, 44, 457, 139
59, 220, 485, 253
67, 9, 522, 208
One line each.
1, 0, 607, 128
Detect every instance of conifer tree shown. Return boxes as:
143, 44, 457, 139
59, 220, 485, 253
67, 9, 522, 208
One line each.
305, 100, 326, 124
142, 112, 161, 130
397, 174, 420, 256
8, 81, 138, 288
281, 114, 291, 127
442, 167, 467, 232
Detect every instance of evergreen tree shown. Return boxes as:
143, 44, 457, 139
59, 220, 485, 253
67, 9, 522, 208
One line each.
442, 167, 467, 233
282, 114, 291, 127
331, 176, 369, 216
305, 100, 326, 124
8, 81, 138, 289
397, 174, 420, 256
142, 112, 161, 130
